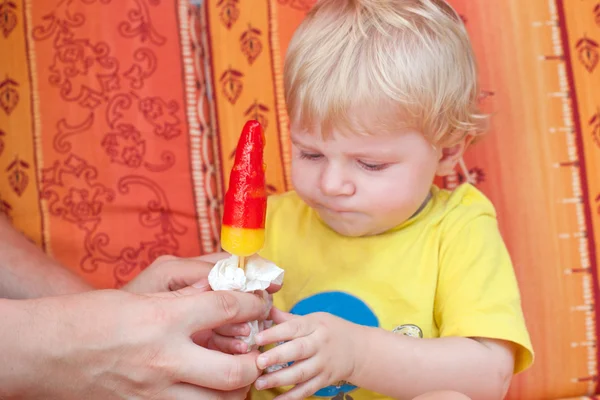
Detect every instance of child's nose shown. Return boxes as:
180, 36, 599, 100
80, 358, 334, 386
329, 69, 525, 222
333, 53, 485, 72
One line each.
319, 163, 355, 197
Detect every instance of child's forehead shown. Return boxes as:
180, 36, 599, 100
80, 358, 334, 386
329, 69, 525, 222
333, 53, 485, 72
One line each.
290, 108, 419, 140
290, 121, 423, 150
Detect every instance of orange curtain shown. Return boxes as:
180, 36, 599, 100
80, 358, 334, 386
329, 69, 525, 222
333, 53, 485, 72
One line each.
2, 1, 600, 399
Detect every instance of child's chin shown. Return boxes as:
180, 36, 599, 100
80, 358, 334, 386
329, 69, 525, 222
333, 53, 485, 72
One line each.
323, 219, 371, 237
324, 217, 396, 237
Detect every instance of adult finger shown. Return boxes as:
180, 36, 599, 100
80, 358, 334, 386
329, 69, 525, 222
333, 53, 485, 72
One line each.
208, 333, 248, 354
150, 279, 211, 298
151, 288, 270, 332
190, 329, 213, 348
124, 257, 214, 294
267, 282, 282, 294
161, 383, 250, 400
214, 323, 251, 337
160, 260, 213, 292
177, 347, 262, 390
192, 252, 230, 264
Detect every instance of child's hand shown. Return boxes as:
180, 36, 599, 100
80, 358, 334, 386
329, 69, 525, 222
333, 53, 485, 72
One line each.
253, 308, 362, 400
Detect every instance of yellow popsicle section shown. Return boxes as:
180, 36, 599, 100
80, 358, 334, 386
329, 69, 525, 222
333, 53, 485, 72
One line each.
221, 225, 265, 257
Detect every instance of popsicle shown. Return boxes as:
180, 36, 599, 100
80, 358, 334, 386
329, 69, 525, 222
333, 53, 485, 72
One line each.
221, 120, 267, 267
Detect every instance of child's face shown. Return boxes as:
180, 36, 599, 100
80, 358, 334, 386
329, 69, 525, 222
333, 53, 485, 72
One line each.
290, 123, 441, 237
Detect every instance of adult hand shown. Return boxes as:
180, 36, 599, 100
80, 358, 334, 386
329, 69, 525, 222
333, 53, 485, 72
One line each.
0, 284, 271, 399
123, 254, 217, 294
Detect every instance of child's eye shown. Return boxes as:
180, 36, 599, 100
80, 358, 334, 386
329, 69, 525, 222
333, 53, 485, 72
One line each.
299, 152, 323, 161
358, 161, 389, 171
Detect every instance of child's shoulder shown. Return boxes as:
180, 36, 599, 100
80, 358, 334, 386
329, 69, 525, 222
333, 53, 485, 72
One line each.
266, 191, 309, 219
264, 191, 312, 246
267, 190, 303, 207
430, 183, 498, 228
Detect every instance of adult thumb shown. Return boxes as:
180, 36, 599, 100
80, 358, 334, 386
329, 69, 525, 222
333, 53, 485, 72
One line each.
149, 278, 211, 299
174, 289, 271, 332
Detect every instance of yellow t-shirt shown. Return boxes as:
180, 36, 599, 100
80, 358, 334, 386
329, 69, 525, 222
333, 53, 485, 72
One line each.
253, 184, 533, 400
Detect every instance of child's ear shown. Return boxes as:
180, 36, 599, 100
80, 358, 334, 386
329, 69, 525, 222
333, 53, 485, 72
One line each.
436, 136, 471, 176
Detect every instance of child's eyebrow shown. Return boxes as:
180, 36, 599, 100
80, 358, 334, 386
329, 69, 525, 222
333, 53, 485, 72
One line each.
346, 148, 400, 159
290, 137, 318, 149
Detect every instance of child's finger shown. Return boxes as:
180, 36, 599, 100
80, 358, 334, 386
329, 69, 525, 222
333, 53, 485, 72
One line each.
273, 376, 325, 400
270, 307, 296, 324
214, 322, 251, 337
256, 337, 316, 369
255, 358, 320, 391
208, 334, 248, 354
255, 315, 307, 346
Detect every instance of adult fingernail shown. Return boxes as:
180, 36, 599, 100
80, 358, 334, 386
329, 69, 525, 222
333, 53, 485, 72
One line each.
266, 294, 273, 308
192, 279, 210, 290
255, 378, 266, 390
254, 333, 264, 345
255, 290, 269, 302
257, 354, 268, 369
238, 325, 250, 335
256, 290, 271, 315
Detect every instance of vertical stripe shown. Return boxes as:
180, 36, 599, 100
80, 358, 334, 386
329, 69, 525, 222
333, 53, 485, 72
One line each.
24, 0, 49, 253
178, 0, 213, 253
203, 0, 226, 251
198, 3, 223, 249
0, 0, 46, 249
267, 0, 291, 191
557, 0, 600, 391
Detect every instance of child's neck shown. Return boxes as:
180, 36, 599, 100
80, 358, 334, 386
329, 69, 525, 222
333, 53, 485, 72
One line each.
409, 191, 433, 220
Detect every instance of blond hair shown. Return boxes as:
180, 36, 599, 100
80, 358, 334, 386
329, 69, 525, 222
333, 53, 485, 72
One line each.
284, 0, 487, 145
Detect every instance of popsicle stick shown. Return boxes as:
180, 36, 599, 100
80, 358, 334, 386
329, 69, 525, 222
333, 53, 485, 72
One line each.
239, 256, 246, 270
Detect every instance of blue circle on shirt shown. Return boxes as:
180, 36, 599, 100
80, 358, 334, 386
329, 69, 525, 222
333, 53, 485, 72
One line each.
289, 291, 379, 397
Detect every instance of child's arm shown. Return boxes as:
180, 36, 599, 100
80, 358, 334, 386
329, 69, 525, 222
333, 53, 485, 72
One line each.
354, 326, 515, 399
254, 308, 515, 400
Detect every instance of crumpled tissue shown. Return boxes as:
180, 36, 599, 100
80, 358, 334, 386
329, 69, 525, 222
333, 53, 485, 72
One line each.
208, 254, 284, 350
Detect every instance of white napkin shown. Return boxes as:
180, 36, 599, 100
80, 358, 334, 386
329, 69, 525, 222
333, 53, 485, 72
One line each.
208, 254, 284, 349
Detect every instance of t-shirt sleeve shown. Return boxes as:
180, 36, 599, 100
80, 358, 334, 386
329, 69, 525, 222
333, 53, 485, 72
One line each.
435, 203, 534, 374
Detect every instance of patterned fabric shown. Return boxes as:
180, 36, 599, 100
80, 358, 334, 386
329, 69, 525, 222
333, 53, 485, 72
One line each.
1, 0, 222, 288
0, 0, 599, 399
